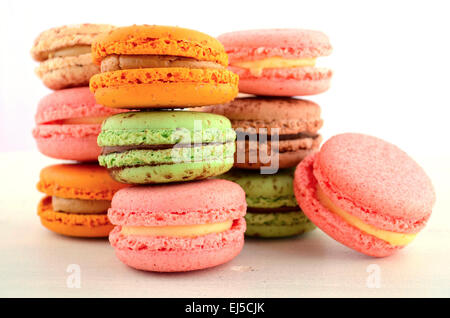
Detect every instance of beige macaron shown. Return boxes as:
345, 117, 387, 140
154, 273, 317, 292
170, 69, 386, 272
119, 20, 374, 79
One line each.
31, 24, 115, 90
195, 97, 323, 170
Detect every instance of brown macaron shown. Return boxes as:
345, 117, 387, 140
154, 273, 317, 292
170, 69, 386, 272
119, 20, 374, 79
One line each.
196, 97, 323, 169
31, 24, 115, 90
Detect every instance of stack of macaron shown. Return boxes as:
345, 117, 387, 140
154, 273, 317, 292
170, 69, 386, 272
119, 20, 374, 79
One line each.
29, 22, 435, 268
195, 29, 333, 238
88, 25, 247, 271
31, 24, 131, 238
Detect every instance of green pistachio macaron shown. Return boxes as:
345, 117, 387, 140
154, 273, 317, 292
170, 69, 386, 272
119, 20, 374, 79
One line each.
220, 168, 315, 238
98, 111, 236, 184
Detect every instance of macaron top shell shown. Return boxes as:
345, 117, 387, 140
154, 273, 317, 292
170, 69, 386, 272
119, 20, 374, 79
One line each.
31, 24, 115, 62
205, 97, 321, 121
197, 97, 323, 135
37, 164, 128, 200
218, 29, 332, 63
98, 111, 235, 146
92, 25, 228, 66
314, 133, 435, 233
102, 110, 231, 130
221, 169, 295, 200
108, 179, 247, 226
220, 169, 297, 208
35, 87, 123, 124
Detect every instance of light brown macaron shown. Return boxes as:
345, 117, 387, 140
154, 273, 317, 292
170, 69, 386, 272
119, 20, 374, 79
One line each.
31, 24, 115, 90
196, 97, 323, 169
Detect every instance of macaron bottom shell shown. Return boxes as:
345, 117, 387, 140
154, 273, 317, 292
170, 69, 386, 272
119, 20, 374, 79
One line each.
91, 81, 238, 109
245, 211, 315, 238
114, 239, 243, 272
36, 54, 100, 90
238, 77, 331, 97
38, 196, 113, 238
109, 218, 246, 272
107, 159, 234, 184
229, 67, 332, 97
34, 133, 101, 162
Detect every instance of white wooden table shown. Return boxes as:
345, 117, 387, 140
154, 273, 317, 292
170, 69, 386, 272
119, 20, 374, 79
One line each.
1, 151, 449, 297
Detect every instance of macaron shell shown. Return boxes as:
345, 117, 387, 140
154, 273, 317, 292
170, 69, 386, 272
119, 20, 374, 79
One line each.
92, 25, 228, 66
93, 81, 238, 108
33, 127, 101, 161
234, 146, 316, 170
35, 54, 100, 90
37, 164, 128, 200
245, 211, 315, 238
109, 219, 245, 272
100, 110, 233, 134
218, 29, 332, 63
314, 133, 435, 233
220, 168, 297, 200
231, 66, 332, 96
89, 68, 238, 108
38, 196, 113, 238
196, 97, 322, 168
31, 24, 115, 62
196, 96, 323, 135
294, 154, 401, 257
108, 159, 233, 184
99, 144, 235, 169
33, 87, 124, 160
35, 87, 123, 124
108, 179, 246, 227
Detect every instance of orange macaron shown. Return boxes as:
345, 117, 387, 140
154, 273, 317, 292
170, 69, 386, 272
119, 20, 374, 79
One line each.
37, 163, 128, 238
89, 25, 239, 108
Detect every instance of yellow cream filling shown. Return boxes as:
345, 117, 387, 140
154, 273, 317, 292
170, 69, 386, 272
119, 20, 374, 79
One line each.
233, 57, 316, 76
121, 220, 233, 237
48, 46, 91, 58
316, 185, 416, 246
60, 116, 108, 125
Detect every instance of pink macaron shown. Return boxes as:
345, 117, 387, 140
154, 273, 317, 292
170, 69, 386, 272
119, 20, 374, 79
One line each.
218, 29, 332, 96
32, 87, 124, 161
294, 133, 435, 257
108, 179, 247, 272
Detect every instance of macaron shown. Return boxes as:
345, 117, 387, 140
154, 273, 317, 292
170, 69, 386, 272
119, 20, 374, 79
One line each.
294, 133, 435, 257
97, 111, 236, 184
32, 87, 124, 161
196, 97, 323, 170
108, 179, 247, 272
37, 163, 128, 237
221, 169, 315, 238
31, 24, 115, 90
218, 29, 332, 96
89, 25, 239, 108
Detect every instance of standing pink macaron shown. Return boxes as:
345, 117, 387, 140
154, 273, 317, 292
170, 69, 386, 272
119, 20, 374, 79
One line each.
218, 29, 332, 96
32, 87, 124, 161
108, 179, 247, 272
294, 133, 435, 257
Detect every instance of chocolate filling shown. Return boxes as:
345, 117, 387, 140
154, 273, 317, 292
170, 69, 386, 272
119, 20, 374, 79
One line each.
236, 131, 318, 141
102, 142, 231, 155
247, 206, 301, 214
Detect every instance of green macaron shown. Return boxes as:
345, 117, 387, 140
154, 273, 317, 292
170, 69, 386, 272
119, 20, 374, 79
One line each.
98, 111, 236, 184
220, 168, 315, 238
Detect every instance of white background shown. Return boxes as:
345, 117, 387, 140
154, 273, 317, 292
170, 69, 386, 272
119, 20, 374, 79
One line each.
0, 0, 450, 297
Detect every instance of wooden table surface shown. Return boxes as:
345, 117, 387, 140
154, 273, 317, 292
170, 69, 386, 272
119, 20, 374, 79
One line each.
1, 151, 449, 297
